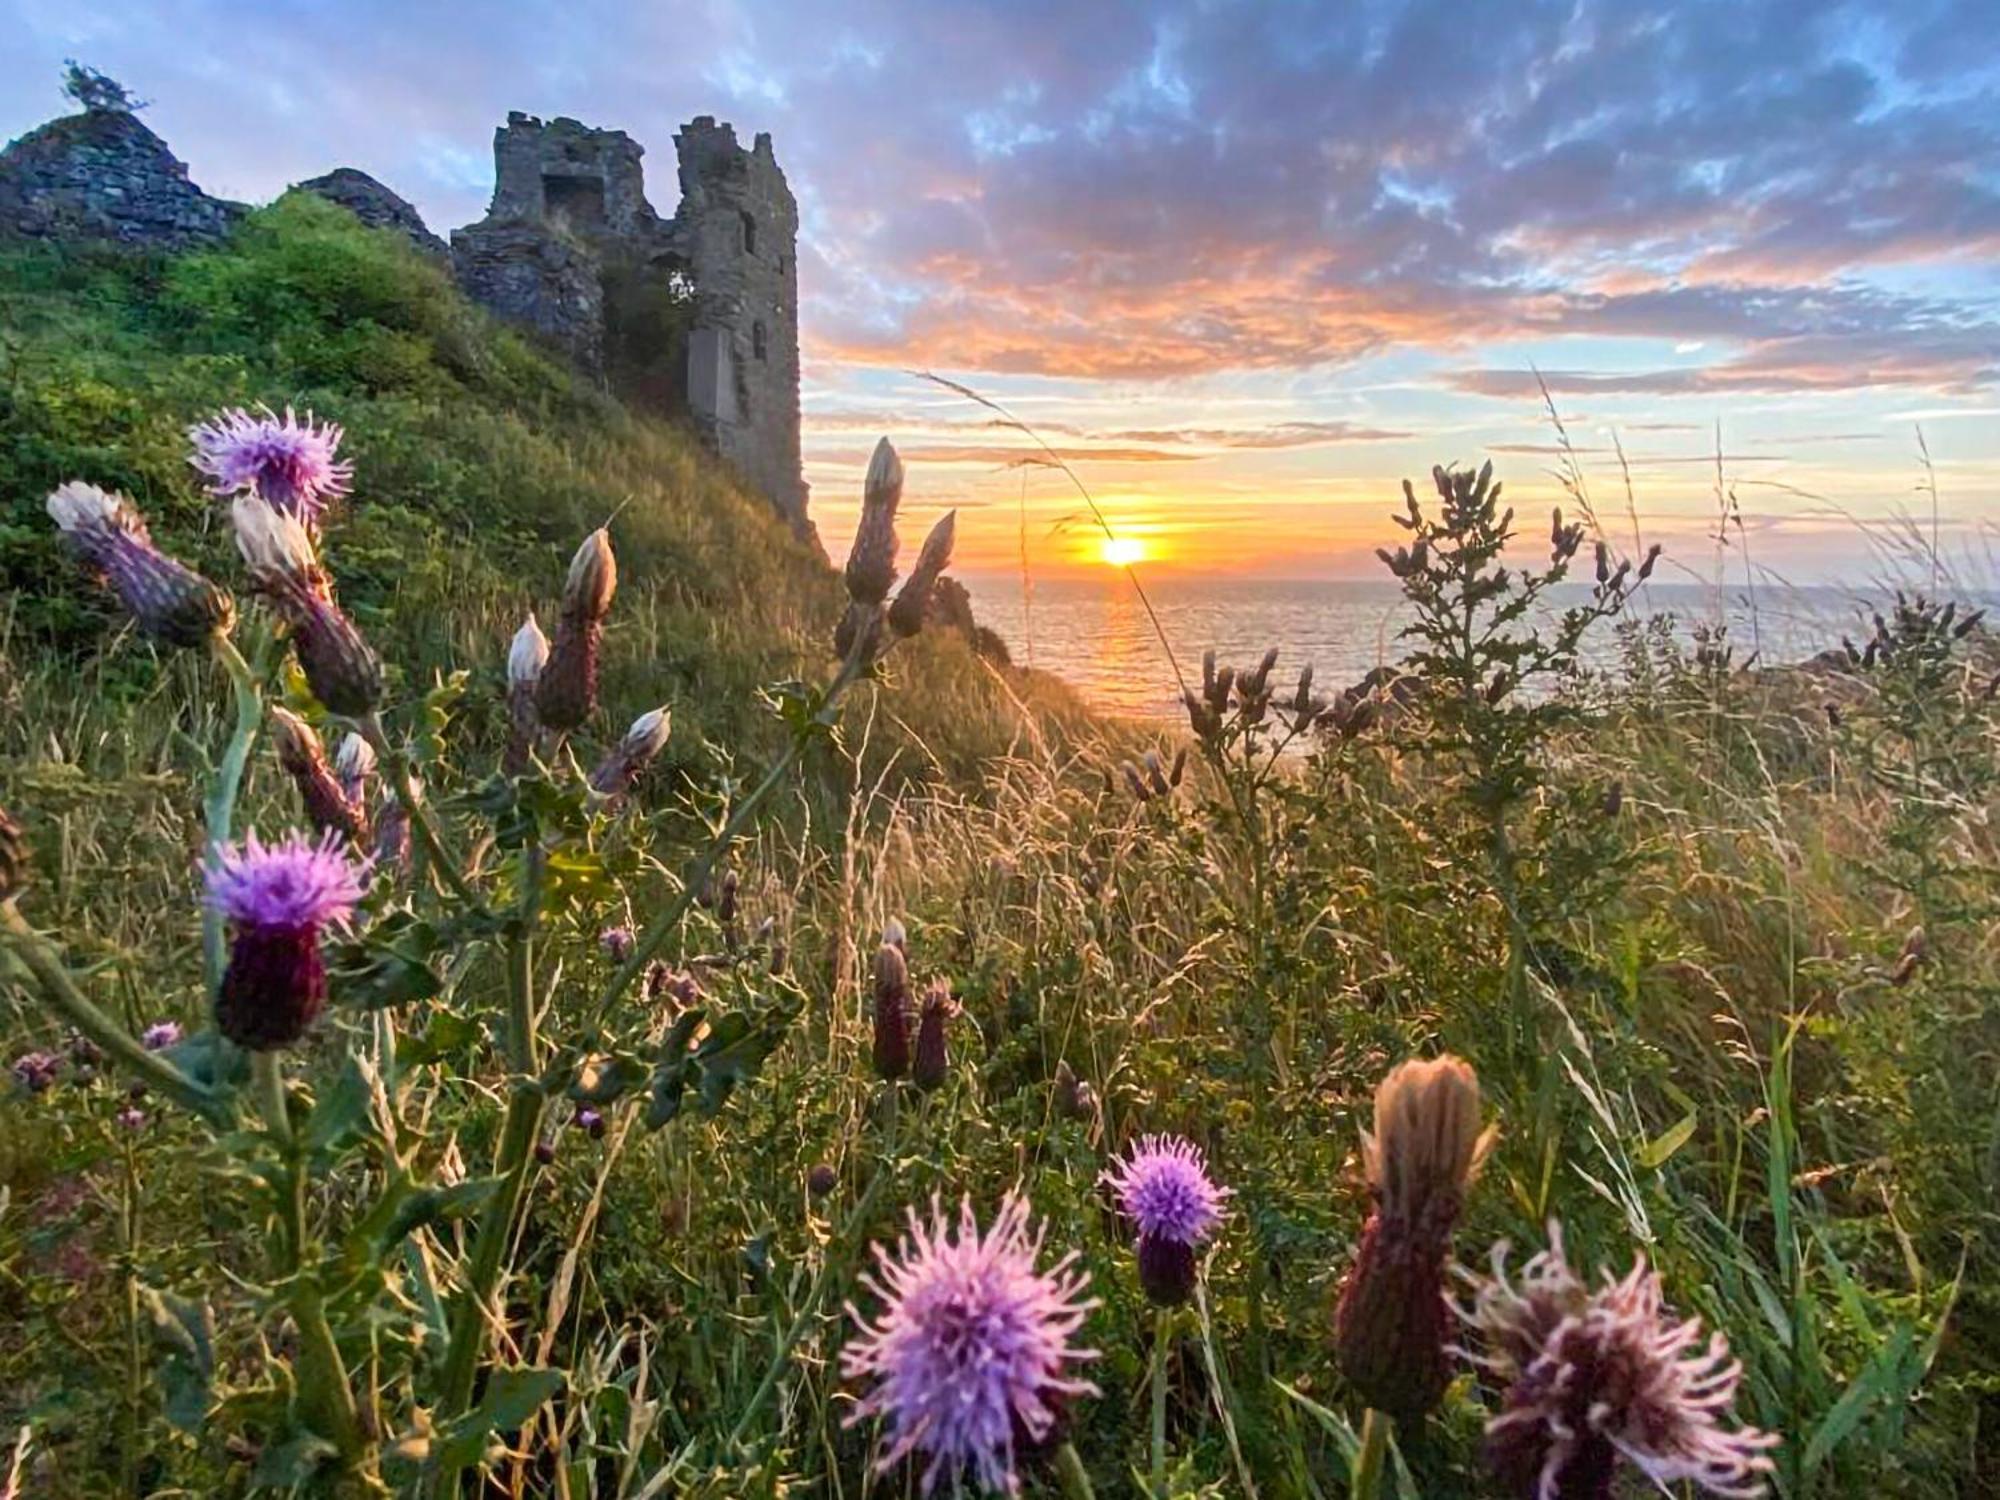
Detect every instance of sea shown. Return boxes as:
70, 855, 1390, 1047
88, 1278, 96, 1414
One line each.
953, 574, 1944, 720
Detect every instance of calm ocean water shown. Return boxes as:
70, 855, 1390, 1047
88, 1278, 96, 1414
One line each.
955, 574, 1930, 719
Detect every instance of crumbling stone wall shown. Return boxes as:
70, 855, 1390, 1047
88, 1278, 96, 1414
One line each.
450, 111, 809, 534
295, 168, 448, 259
0, 107, 240, 247
0, 91, 811, 536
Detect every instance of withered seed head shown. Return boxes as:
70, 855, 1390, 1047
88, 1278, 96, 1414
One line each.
846, 438, 904, 605
889, 510, 957, 638
1335, 1054, 1495, 1424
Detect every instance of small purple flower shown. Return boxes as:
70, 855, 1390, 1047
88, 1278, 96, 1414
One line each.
599, 926, 636, 964
205, 830, 370, 1051
1460, 1223, 1780, 1499
116, 1105, 148, 1132
576, 1107, 605, 1138
11, 1050, 61, 1095
1101, 1135, 1230, 1305
141, 1021, 183, 1052
843, 1193, 1099, 1495
189, 405, 353, 523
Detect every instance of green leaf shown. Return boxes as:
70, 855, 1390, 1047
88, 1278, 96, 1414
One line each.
252, 1431, 340, 1488
305, 1054, 377, 1154
143, 1287, 215, 1433
435, 1366, 566, 1474
1803, 1324, 1914, 1476
1634, 1109, 1697, 1169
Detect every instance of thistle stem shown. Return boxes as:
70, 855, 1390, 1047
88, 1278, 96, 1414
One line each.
204, 633, 264, 999
1054, 1442, 1099, 1500
253, 1050, 368, 1472
0, 902, 230, 1126
357, 713, 484, 914
595, 651, 866, 1017
1150, 1305, 1173, 1493
1350, 1407, 1390, 1499
434, 841, 546, 1441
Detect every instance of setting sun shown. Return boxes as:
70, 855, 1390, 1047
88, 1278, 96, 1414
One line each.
1099, 535, 1148, 567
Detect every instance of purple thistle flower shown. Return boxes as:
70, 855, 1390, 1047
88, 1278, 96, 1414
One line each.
141, 1021, 183, 1051
11, 1050, 62, 1095
46, 481, 235, 648
205, 830, 370, 1051
1459, 1223, 1780, 1500
1101, 1135, 1230, 1306
188, 405, 353, 524
575, 1107, 605, 1136
599, 926, 636, 964
843, 1193, 1099, 1495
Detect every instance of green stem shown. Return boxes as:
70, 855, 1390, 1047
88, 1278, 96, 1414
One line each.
1, 902, 230, 1126
434, 842, 546, 1426
597, 652, 866, 1017
358, 713, 485, 914
1150, 1305, 1172, 1493
1350, 1407, 1389, 1500
204, 633, 264, 1000
1054, 1442, 1099, 1500
253, 1051, 367, 1471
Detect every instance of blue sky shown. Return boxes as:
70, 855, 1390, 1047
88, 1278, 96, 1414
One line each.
4, 0, 1997, 581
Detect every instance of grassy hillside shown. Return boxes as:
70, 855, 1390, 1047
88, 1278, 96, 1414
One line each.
0, 191, 1092, 780
1, 198, 1995, 1499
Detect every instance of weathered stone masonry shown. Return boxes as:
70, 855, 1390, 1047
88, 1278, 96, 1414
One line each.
450, 111, 809, 534
0, 100, 810, 537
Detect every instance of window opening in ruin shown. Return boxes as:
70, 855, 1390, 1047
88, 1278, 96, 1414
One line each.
543, 174, 606, 229
753, 321, 768, 361
739, 209, 757, 255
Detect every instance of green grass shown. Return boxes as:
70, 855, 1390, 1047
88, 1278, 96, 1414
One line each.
1, 200, 1995, 1497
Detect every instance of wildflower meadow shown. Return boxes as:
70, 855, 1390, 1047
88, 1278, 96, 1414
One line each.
3, 214, 1996, 1498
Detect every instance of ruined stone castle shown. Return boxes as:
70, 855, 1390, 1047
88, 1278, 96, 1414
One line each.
0, 97, 810, 534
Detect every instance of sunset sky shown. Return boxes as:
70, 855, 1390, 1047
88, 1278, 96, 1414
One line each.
4, 0, 1996, 584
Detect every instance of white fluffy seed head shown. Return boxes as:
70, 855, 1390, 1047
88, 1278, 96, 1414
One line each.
231, 493, 317, 577
334, 732, 376, 781
621, 706, 671, 758
509, 613, 550, 686
45, 480, 125, 533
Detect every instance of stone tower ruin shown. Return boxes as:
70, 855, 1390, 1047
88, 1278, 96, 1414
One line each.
451, 113, 809, 533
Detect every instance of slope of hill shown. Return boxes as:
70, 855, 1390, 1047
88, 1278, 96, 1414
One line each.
0, 191, 1092, 783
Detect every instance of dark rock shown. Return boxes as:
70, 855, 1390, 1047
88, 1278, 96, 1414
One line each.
294, 168, 448, 258
0, 108, 240, 247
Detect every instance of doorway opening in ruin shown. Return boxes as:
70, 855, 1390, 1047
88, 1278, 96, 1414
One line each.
543, 174, 606, 230
601, 250, 698, 417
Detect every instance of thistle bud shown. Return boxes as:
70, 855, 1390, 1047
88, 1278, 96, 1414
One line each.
375, 779, 415, 876
1595, 540, 1610, 584
1638, 542, 1662, 581
0, 802, 26, 903
871, 937, 912, 1081
47, 482, 235, 648
537, 531, 617, 731
846, 438, 904, 605
505, 613, 549, 773
589, 706, 672, 798
333, 733, 376, 810
888, 511, 956, 637
912, 979, 958, 1092
1052, 1059, 1095, 1121
1144, 750, 1171, 799
808, 1162, 838, 1198
270, 707, 368, 845
231, 496, 382, 716
1334, 1054, 1495, 1424
1121, 761, 1151, 802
